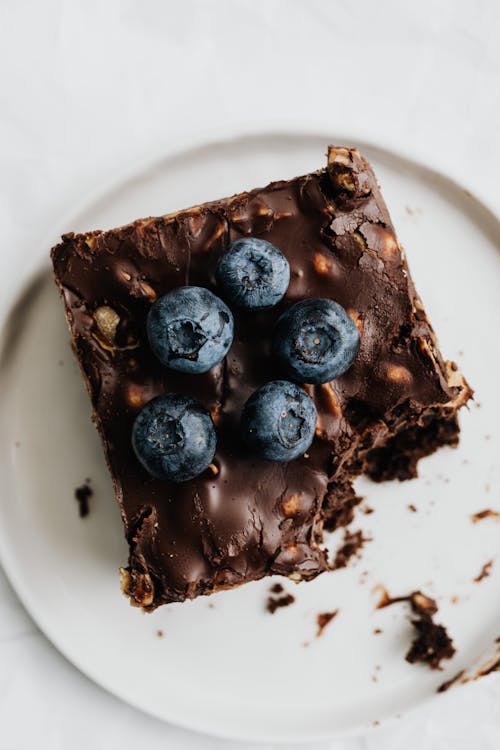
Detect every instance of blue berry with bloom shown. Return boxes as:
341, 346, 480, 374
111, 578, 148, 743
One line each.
216, 238, 290, 310
132, 394, 216, 482
147, 287, 233, 374
241, 380, 317, 462
273, 299, 360, 384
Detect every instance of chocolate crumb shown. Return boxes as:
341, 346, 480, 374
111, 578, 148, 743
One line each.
471, 509, 500, 523
437, 669, 465, 693
270, 583, 284, 595
408, 503, 417, 513
74, 481, 93, 518
474, 656, 500, 678
156, 629, 164, 638
473, 560, 493, 583
362, 505, 374, 515
376, 588, 454, 669
332, 529, 371, 570
266, 592, 295, 614
374, 628, 382, 635
495, 637, 500, 644
406, 618, 455, 669
316, 610, 339, 637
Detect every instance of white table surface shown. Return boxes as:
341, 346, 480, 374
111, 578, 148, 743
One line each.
1, 1, 499, 748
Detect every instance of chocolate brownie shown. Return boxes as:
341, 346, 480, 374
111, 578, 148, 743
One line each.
51, 146, 471, 609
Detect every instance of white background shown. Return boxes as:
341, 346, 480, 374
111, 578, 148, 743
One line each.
1, 1, 499, 748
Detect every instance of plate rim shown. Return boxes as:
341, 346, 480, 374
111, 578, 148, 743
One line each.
0, 128, 499, 744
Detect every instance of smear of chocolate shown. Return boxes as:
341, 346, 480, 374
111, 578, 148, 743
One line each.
475, 656, 500, 677
473, 560, 493, 583
316, 610, 339, 637
471, 509, 500, 523
437, 669, 465, 693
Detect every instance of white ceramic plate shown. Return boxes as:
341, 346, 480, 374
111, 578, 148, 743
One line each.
1, 133, 500, 743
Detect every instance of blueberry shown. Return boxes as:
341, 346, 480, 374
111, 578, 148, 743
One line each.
273, 299, 360, 384
132, 394, 216, 482
147, 287, 233, 373
241, 380, 317, 462
215, 238, 290, 310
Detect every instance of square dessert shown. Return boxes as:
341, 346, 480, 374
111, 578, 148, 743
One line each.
51, 146, 471, 609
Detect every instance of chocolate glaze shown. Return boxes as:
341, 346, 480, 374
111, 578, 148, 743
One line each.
51, 147, 471, 609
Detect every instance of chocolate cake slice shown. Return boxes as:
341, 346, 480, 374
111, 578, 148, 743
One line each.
51, 146, 471, 609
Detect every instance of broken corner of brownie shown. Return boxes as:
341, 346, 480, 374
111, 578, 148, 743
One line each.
51, 145, 471, 610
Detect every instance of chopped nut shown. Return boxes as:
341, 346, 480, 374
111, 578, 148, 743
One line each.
125, 383, 147, 409
411, 591, 438, 615
210, 401, 223, 425
135, 281, 157, 301
281, 494, 302, 518
359, 225, 398, 257
119, 567, 131, 594
380, 233, 398, 259
418, 337, 440, 370
121, 568, 154, 608
208, 463, 219, 476
351, 231, 367, 251
203, 221, 225, 251
386, 364, 412, 384
347, 309, 364, 336
328, 147, 352, 166
94, 305, 120, 345
335, 171, 356, 192
288, 571, 302, 582
320, 382, 342, 416
313, 252, 332, 275
85, 236, 95, 250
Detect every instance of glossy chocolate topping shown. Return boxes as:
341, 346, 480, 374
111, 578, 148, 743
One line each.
51, 147, 469, 608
